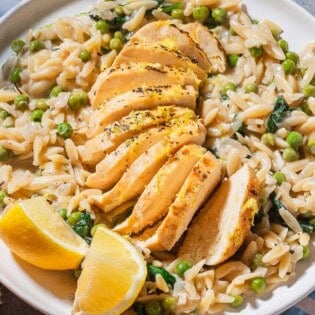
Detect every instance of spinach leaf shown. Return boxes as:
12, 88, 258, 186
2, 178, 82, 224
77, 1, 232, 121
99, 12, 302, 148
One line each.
72, 211, 93, 244
266, 96, 289, 133
298, 221, 314, 234
147, 263, 176, 287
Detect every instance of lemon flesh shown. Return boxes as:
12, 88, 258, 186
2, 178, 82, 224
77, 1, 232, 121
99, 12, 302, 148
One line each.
0, 197, 88, 270
73, 227, 147, 315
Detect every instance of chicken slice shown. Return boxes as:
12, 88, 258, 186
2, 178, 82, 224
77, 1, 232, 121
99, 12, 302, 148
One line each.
130, 21, 212, 73
88, 119, 206, 212
78, 106, 194, 166
114, 42, 207, 80
89, 62, 200, 108
179, 165, 259, 265
174, 22, 226, 74
87, 85, 197, 138
136, 151, 222, 251
114, 144, 207, 234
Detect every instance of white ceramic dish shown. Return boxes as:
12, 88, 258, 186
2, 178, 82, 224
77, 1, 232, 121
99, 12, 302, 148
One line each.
0, 1, 314, 314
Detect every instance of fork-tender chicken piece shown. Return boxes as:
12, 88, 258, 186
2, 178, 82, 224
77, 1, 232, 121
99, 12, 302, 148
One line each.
78, 106, 194, 166
174, 22, 226, 74
114, 145, 206, 234
89, 62, 200, 108
130, 21, 212, 73
88, 119, 206, 212
136, 151, 221, 251
87, 85, 197, 138
114, 42, 207, 80
179, 165, 259, 265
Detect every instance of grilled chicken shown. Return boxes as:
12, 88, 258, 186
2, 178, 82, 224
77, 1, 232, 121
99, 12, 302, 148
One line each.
89, 62, 201, 108
136, 151, 222, 251
88, 119, 206, 212
179, 165, 259, 265
114, 145, 206, 234
114, 42, 207, 80
87, 85, 197, 138
130, 21, 212, 73
78, 106, 194, 166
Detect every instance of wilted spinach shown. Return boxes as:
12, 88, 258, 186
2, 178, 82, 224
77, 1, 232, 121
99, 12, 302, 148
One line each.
266, 96, 289, 133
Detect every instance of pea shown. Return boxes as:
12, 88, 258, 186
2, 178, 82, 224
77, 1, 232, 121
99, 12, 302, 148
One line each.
0, 110, 9, 120
79, 49, 91, 63
230, 295, 244, 307
113, 31, 124, 41
192, 6, 209, 23
286, 131, 303, 149
286, 51, 299, 64
9, 67, 22, 84
67, 212, 81, 226
162, 296, 177, 312
30, 109, 44, 122
50, 85, 63, 98
0, 191, 7, 204
252, 253, 264, 267
303, 84, 315, 97
58, 209, 68, 220
283, 147, 299, 162
14, 94, 29, 110
171, 8, 184, 20
0, 146, 12, 162
302, 246, 310, 259
261, 133, 276, 146
95, 20, 109, 34
222, 82, 236, 95
68, 89, 89, 110
250, 277, 266, 294
35, 99, 48, 111
29, 39, 45, 52
273, 172, 286, 185
175, 260, 192, 277
110, 38, 123, 51
11, 39, 25, 54
145, 300, 162, 315
282, 59, 296, 74
211, 8, 227, 24
57, 122, 73, 139
115, 5, 125, 16
228, 54, 239, 67
91, 223, 107, 237
277, 39, 288, 53
308, 138, 315, 155
249, 46, 263, 58
245, 83, 258, 94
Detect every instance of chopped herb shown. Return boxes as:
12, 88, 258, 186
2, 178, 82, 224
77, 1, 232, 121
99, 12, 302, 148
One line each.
297, 220, 314, 234
159, 2, 182, 14
70, 211, 93, 244
147, 263, 176, 287
266, 96, 289, 133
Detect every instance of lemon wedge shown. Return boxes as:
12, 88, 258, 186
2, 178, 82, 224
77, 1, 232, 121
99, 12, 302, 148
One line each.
72, 227, 147, 315
0, 197, 88, 270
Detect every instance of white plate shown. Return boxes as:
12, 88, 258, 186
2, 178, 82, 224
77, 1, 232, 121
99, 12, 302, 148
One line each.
0, 1, 315, 314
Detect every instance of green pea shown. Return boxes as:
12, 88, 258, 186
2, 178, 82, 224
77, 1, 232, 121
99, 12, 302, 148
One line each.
273, 172, 286, 185
50, 85, 63, 98
113, 31, 124, 41
110, 38, 123, 51
11, 39, 25, 54
79, 49, 91, 63
211, 8, 227, 24
250, 277, 266, 294
283, 147, 299, 162
67, 212, 82, 226
58, 209, 68, 220
277, 39, 288, 53
245, 83, 258, 94
175, 260, 192, 277
91, 223, 107, 237
145, 300, 162, 315
9, 67, 22, 84
228, 54, 239, 67
162, 296, 177, 312
0, 110, 9, 120
0, 190, 7, 204
309, 217, 315, 226
303, 84, 315, 97
30, 109, 44, 122
230, 295, 244, 307
68, 89, 89, 110
35, 99, 49, 111
252, 253, 264, 267
29, 39, 45, 52
115, 5, 125, 16
249, 46, 263, 58
192, 6, 209, 23
171, 8, 184, 20
0, 146, 12, 162
95, 20, 109, 34
14, 94, 29, 110
308, 138, 315, 155
222, 82, 236, 95
302, 246, 310, 259
286, 131, 303, 149
282, 59, 296, 74
57, 122, 73, 139
286, 51, 299, 64
261, 133, 276, 146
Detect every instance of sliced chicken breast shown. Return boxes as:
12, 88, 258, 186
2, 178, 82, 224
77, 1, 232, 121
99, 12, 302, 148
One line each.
136, 151, 222, 251
114, 145, 206, 234
130, 21, 212, 73
78, 106, 194, 166
88, 119, 206, 212
114, 42, 207, 80
87, 85, 197, 138
89, 62, 200, 108
179, 165, 259, 265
